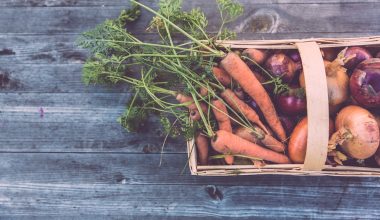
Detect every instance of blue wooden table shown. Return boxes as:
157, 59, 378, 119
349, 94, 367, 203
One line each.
1, 0, 380, 219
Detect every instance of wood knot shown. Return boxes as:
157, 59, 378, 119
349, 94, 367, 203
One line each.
0, 71, 21, 90
236, 9, 279, 33
0, 48, 15, 56
205, 185, 223, 201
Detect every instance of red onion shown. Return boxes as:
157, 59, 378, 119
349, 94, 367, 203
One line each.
288, 50, 301, 62
350, 58, 380, 108
339, 46, 372, 70
276, 88, 306, 116
279, 114, 296, 136
265, 53, 299, 83
321, 48, 340, 62
376, 52, 380, 58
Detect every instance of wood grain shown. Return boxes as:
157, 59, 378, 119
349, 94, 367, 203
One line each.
2, 153, 380, 186
0, 64, 128, 93
1, 153, 380, 218
0, 3, 379, 34
1, 0, 380, 218
0, 0, 378, 7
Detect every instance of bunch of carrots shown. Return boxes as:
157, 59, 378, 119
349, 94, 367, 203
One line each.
78, 0, 380, 168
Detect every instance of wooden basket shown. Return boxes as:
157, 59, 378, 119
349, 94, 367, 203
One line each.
187, 36, 380, 176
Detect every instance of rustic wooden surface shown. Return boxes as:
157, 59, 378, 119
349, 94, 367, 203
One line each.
1, 0, 380, 219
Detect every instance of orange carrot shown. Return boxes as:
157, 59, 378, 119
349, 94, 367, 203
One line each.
211, 130, 291, 164
211, 99, 234, 164
242, 49, 268, 65
199, 87, 208, 96
234, 126, 285, 153
195, 133, 209, 165
212, 66, 231, 86
221, 89, 268, 134
176, 93, 207, 121
211, 99, 232, 132
220, 52, 286, 141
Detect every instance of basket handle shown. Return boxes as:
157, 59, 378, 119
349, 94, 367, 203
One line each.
295, 42, 329, 171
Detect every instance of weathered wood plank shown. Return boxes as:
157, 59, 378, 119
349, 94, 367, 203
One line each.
0, 120, 185, 153
0, 91, 186, 152
0, 93, 129, 107
0, 0, 377, 7
0, 64, 129, 93
1, 153, 380, 218
0, 121, 184, 152
1, 33, 378, 65
0, 185, 378, 219
0, 3, 379, 34
0, 35, 87, 64
2, 153, 380, 186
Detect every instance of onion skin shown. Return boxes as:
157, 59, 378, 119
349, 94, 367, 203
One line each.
331, 105, 379, 160
321, 48, 340, 62
288, 117, 334, 163
341, 47, 373, 70
350, 58, 380, 108
276, 88, 306, 116
300, 60, 349, 113
265, 53, 299, 83
279, 114, 296, 136
288, 50, 301, 63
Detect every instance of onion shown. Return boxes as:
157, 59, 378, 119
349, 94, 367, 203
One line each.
278, 114, 296, 136
289, 117, 335, 163
329, 105, 379, 159
376, 52, 380, 58
265, 53, 299, 83
299, 60, 349, 113
288, 50, 301, 62
321, 47, 340, 62
276, 88, 306, 116
338, 46, 372, 70
350, 58, 380, 108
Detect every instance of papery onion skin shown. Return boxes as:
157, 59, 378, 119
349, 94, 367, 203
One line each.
276, 92, 306, 116
300, 60, 349, 113
321, 48, 340, 62
265, 53, 299, 83
342, 46, 373, 70
278, 114, 296, 136
288, 117, 334, 163
350, 58, 380, 108
333, 105, 379, 159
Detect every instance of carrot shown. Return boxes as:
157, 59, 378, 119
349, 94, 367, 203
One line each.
211, 99, 232, 132
199, 86, 208, 96
212, 66, 231, 86
211, 130, 291, 164
234, 126, 285, 153
195, 133, 209, 165
176, 93, 207, 121
220, 52, 286, 141
221, 89, 268, 134
242, 48, 268, 65
211, 99, 234, 165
